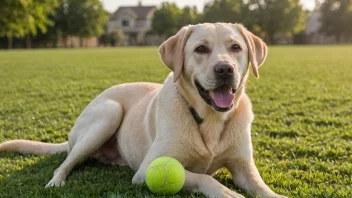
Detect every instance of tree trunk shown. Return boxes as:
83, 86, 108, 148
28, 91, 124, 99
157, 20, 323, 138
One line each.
336, 34, 341, 44
8, 36, 13, 49
267, 33, 275, 45
26, 35, 31, 48
79, 37, 83, 48
63, 35, 68, 48
53, 32, 59, 48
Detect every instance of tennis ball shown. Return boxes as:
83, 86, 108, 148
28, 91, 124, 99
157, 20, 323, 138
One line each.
145, 156, 185, 194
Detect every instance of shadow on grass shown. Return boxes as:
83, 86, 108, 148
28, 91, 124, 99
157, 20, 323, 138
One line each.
0, 152, 138, 198
0, 152, 254, 198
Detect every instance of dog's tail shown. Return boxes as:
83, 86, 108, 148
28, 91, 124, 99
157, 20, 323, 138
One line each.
0, 140, 68, 155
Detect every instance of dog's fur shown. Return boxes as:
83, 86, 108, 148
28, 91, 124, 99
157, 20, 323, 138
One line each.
0, 23, 286, 198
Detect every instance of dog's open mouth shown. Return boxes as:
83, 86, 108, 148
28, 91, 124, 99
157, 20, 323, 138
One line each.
195, 80, 235, 112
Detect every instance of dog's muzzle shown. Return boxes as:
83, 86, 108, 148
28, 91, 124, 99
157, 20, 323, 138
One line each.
194, 62, 239, 112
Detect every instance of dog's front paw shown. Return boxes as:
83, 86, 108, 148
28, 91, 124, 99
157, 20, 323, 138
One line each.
210, 188, 245, 198
217, 188, 245, 198
197, 175, 245, 198
261, 192, 288, 198
45, 176, 66, 187
131, 172, 145, 184
269, 195, 288, 198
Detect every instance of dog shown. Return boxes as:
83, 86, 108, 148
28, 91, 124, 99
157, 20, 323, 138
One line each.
0, 23, 286, 198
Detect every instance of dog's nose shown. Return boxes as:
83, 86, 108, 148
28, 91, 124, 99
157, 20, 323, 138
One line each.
214, 63, 234, 76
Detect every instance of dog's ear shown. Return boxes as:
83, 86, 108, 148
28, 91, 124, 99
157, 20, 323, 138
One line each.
159, 26, 192, 82
237, 24, 268, 79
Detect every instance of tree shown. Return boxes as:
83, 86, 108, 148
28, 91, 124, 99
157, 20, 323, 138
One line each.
319, 0, 352, 43
178, 6, 199, 28
52, 0, 107, 47
243, 0, 306, 44
152, 3, 182, 37
109, 28, 124, 46
0, 0, 58, 49
98, 28, 124, 46
202, 0, 242, 23
75, 0, 107, 46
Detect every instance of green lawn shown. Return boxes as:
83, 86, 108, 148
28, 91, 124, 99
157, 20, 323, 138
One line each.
0, 46, 351, 198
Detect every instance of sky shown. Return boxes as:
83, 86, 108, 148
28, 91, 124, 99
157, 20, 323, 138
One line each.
101, 0, 316, 13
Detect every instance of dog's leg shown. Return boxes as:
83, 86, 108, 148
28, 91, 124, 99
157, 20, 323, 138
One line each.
184, 170, 245, 198
134, 160, 244, 198
131, 145, 244, 198
227, 160, 287, 198
131, 142, 162, 184
45, 100, 123, 187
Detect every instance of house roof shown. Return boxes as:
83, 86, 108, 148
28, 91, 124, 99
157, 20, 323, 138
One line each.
110, 5, 156, 20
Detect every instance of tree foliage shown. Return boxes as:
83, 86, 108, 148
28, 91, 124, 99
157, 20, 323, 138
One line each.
0, 0, 58, 48
75, 0, 107, 37
0, 0, 107, 48
203, 0, 242, 22
152, 3, 182, 37
152, 3, 201, 37
243, 0, 307, 44
178, 6, 199, 28
319, 0, 352, 42
109, 28, 125, 46
100, 28, 124, 46
53, 0, 107, 40
151, 0, 306, 44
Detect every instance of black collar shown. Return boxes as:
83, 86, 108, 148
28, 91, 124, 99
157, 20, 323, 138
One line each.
177, 87, 203, 125
189, 107, 203, 125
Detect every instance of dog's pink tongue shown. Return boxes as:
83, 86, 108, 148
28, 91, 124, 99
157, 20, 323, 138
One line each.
210, 86, 235, 108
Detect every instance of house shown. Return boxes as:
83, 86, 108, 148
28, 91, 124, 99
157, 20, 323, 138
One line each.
108, 2, 162, 45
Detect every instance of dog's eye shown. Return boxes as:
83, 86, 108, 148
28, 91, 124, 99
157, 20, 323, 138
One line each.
195, 45, 209, 54
231, 44, 241, 52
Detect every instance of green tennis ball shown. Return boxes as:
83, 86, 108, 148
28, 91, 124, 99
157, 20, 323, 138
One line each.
145, 156, 185, 194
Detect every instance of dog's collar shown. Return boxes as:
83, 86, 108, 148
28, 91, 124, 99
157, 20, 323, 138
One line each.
177, 87, 203, 125
189, 106, 203, 125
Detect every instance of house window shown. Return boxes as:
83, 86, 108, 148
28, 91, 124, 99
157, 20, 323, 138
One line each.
122, 19, 130, 27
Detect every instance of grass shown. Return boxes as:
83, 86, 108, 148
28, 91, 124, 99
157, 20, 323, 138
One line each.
0, 46, 351, 198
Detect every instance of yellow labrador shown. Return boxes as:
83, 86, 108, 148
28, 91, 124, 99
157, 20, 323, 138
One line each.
0, 23, 286, 198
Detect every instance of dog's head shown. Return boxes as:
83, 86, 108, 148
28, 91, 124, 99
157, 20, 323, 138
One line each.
159, 23, 267, 112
